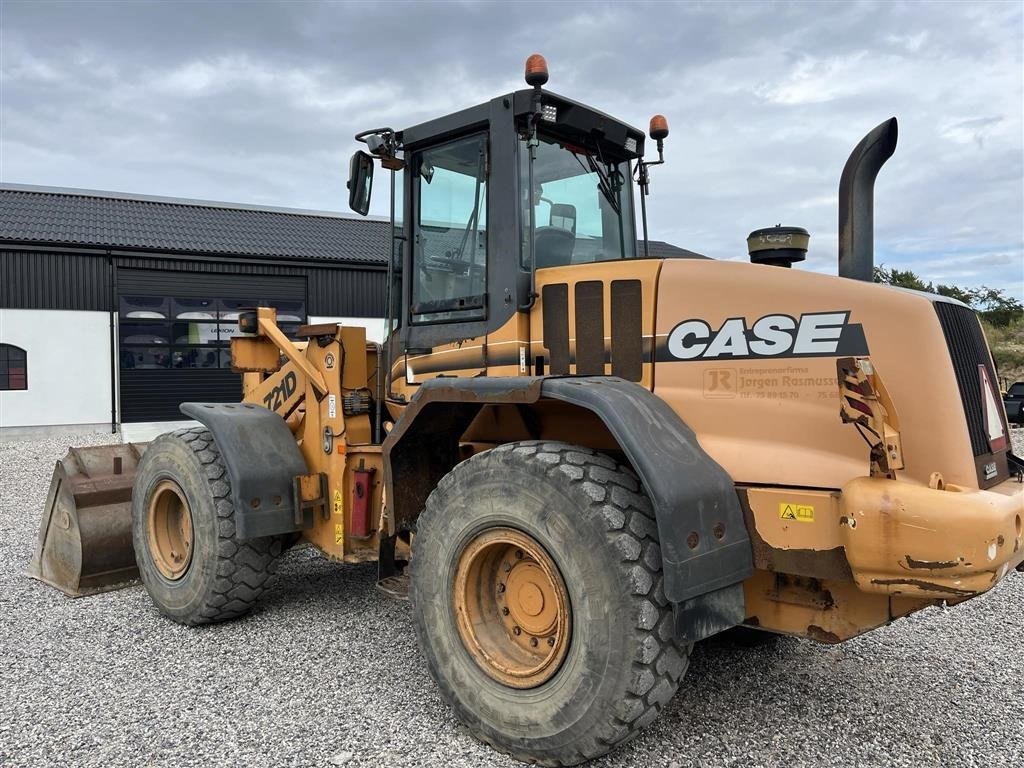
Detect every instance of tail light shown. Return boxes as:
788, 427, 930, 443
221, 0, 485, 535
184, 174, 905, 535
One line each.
979, 365, 1008, 452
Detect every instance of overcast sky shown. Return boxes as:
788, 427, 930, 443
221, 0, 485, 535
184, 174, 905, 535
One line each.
2, 1, 1021, 298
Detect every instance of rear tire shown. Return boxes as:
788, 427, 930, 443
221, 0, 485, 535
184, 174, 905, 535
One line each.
411, 441, 690, 766
131, 427, 283, 625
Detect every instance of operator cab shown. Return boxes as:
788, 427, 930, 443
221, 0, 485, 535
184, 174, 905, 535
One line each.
348, 55, 668, 390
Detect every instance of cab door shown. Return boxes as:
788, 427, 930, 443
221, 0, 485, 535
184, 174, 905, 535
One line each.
399, 132, 490, 391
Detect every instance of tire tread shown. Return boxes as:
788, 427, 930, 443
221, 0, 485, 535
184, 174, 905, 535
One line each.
415, 440, 690, 766
145, 427, 281, 625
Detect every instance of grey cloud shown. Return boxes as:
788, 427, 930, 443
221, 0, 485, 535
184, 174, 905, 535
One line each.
2, 0, 1021, 297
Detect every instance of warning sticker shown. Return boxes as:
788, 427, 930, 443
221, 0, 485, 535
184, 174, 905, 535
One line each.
779, 502, 814, 522
333, 489, 343, 517
334, 523, 344, 545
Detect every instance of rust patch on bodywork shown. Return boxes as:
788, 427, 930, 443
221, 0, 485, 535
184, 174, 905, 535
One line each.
806, 624, 842, 644
870, 578, 976, 597
743, 569, 938, 643
903, 555, 958, 570
839, 475, 1023, 597
739, 490, 854, 582
767, 574, 835, 610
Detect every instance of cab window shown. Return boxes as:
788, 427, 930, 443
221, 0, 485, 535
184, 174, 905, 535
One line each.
412, 134, 488, 323
520, 133, 636, 269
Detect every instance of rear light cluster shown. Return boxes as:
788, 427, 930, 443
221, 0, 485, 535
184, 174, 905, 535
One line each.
978, 365, 1008, 452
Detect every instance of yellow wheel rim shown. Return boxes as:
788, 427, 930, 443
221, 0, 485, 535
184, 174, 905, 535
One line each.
453, 527, 571, 689
146, 479, 194, 580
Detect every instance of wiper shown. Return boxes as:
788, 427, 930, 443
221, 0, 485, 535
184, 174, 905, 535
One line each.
572, 148, 620, 214
453, 144, 486, 263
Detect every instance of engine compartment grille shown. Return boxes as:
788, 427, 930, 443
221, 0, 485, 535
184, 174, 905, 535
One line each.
934, 300, 999, 459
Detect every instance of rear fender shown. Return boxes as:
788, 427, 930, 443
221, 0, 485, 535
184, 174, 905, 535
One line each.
383, 376, 753, 642
180, 403, 310, 539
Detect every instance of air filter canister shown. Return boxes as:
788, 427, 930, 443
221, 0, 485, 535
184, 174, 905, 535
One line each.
747, 226, 809, 268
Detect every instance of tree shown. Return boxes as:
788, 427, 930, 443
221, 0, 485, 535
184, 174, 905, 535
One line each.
935, 284, 975, 304
873, 264, 1023, 328
970, 286, 1024, 327
872, 265, 933, 292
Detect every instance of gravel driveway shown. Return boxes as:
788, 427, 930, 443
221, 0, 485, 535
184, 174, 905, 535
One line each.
2, 431, 1022, 768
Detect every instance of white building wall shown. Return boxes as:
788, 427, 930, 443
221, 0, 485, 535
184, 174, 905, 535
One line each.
309, 316, 386, 344
0, 309, 112, 428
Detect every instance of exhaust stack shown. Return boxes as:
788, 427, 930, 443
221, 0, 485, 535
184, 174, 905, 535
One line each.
838, 117, 898, 281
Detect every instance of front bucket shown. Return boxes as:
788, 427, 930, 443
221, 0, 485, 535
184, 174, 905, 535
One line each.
28, 443, 147, 597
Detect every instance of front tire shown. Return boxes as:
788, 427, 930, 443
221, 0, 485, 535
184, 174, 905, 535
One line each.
411, 441, 689, 766
131, 427, 283, 625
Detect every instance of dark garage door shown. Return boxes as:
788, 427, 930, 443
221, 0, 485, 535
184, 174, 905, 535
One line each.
117, 269, 306, 422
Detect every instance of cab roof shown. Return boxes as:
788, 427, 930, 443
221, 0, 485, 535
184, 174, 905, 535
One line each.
399, 89, 646, 161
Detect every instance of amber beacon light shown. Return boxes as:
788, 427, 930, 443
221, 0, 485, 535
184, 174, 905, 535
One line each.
649, 114, 669, 141
525, 54, 549, 87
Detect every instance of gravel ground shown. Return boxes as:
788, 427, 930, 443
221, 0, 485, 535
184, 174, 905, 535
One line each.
2, 430, 1023, 768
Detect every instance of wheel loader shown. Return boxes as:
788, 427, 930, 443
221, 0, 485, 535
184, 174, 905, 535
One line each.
30, 55, 1024, 766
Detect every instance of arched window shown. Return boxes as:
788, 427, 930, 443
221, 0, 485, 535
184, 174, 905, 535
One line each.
0, 344, 27, 391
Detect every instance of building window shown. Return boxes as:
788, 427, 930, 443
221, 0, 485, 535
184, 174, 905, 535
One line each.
0, 344, 28, 391
118, 296, 305, 370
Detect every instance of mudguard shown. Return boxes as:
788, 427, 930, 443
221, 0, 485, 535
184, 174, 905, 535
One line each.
384, 376, 753, 640
180, 402, 310, 539
541, 378, 752, 602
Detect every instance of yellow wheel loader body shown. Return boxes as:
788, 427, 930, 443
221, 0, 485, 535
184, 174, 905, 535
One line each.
26, 53, 1024, 768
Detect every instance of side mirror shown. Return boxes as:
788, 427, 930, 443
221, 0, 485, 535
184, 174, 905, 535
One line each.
347, 150, 374, 216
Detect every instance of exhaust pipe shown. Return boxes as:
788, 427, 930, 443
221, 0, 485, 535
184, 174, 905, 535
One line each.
838, 117, 898, 281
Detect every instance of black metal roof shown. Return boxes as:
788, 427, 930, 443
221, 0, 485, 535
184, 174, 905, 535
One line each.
645, 241, 708, 260
0, 183, 705, 264
0, 184, 391, 265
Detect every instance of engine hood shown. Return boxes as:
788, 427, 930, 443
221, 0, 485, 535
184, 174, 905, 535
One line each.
653, 259, 981, 490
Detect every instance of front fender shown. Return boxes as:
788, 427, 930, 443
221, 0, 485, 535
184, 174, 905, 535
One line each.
180, 402, 310, 539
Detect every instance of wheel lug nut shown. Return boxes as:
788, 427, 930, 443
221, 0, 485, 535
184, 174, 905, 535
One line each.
497, 583, 506, 593
516, 550, 524, 560
513, 626, 522, 636
502, 607, 510, 616
530, 637, 538, 647
547, 637, 555, 647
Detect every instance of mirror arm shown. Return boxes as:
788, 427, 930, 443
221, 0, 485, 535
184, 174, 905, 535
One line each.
638, 161, 650, 259
525, 82, 544, 148
519, 139, 539, 311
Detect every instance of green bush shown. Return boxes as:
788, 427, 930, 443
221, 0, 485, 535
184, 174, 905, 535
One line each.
984, 316, 1024, 391
873, 265, 1024, 390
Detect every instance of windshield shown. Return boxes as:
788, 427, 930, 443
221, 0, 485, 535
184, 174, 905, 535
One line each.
520, 133, 636, 269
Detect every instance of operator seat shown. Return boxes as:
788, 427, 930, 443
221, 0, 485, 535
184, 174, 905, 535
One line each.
535, 203, 577, 269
